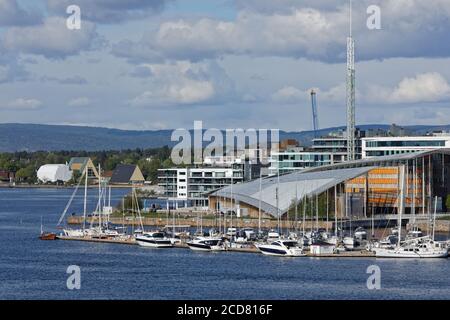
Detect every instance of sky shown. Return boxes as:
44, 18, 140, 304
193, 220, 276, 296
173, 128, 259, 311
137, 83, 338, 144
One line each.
1, 0, 450, 131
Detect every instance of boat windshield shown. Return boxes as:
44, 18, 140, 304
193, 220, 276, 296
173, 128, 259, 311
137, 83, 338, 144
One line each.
151, 232, 165, 238
204, 240, 220, 245
282, 241, 298, 248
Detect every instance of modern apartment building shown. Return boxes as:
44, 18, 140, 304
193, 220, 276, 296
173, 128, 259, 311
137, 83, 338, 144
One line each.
269, 131, 364, 175
269, 147, 334, 175
158, 166, 244, 207
362, 134, 450, 158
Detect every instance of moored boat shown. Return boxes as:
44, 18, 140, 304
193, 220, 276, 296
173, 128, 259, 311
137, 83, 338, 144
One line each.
187, 237, 225, 251
256, 240, 306, 257
39, 232, 57, 240
136, 231, 173, 248
373, 237, 448, 258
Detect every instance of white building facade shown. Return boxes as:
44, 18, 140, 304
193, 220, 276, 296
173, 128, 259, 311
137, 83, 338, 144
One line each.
362, 135, 450, 158
158, 167, 244, 207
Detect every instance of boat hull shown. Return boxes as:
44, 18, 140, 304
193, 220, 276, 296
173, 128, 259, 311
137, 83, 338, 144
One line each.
136, 236, 173, 248
256, 245, 305, 257
374, 248, 448, 258
63, 229, 84, 237
186, 242, 224, 251
39, 233, 57, 240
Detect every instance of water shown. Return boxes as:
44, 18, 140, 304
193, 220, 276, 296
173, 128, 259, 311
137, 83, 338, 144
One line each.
0, 188, 449, 300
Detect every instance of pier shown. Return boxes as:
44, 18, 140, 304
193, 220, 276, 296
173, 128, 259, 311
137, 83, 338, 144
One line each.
55, 235, 376, 257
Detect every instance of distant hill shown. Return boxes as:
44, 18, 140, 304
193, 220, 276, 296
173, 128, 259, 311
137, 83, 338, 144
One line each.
0, 123, 449, 152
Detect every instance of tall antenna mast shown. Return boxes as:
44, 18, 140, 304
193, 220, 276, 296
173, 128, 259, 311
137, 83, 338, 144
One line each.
346, 0, 356, 161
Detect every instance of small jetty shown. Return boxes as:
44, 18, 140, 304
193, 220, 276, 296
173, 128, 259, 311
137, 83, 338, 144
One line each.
57, 235, 137, 245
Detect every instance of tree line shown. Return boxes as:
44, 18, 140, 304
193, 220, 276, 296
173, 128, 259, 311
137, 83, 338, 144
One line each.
0, 146, 175, 184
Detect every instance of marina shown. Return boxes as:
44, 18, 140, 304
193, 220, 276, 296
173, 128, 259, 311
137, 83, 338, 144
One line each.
55, 235, 377, 257
42, 160, 450, 261
1, 187, 449, 300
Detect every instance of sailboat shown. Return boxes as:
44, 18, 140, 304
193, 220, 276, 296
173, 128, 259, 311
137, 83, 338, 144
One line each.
373, 166, 448, 258
59, 165, 89, 237
39, 216, 57, 240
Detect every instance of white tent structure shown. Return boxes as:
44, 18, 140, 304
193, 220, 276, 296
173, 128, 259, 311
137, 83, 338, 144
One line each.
37, 164, 72, 183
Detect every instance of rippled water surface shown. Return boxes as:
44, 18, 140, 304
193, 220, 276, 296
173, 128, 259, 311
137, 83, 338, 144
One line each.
0, 188, 449, 300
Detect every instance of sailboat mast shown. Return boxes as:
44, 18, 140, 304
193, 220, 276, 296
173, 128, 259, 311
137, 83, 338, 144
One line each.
83, 164, 88, 232
276, 169, 280, 235
230, 170, 233, 233
258, 172, 262, 234
334, 185, 338, 236
302, 195, 306, 236
294, 183, 298, 233
432, 196, 438, 241
398, 165, 406, 247
98, 164, 102, 228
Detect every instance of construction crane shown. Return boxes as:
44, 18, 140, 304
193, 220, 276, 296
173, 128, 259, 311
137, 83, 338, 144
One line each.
310, 89, 319, 137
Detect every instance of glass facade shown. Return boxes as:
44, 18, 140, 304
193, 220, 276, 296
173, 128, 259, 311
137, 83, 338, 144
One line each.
269, 152, 333, 175
366, 140, 445, 148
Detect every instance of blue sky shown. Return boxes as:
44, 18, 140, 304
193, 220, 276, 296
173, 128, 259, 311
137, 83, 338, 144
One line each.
1, 0, 450, 131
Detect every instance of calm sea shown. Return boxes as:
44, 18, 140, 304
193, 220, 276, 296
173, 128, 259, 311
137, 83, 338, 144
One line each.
0, 188, 449, 300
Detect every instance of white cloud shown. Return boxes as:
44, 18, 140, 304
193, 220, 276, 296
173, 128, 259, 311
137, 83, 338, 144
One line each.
68, 97, 91, 107
114, 0, 450, 63
272, 86, 306, 103
5, 98, 42, 109
367, 73, 450, 104
2, 17, 103, 59
129, 61, 234, 107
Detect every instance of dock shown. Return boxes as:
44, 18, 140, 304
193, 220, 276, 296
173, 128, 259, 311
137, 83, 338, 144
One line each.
57, 235, 137, 245
55, 235, 376, 257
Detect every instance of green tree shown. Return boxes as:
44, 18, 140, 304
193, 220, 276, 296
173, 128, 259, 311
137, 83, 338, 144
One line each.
446, 195, 450, 212
15, 165, 36, 182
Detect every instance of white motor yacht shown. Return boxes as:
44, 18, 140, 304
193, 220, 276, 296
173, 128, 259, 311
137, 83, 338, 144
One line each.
63, 228, 84, 237
136, 231, 173, 248
354, 227, 367, 240
267, 230, 280, 242
343, 236, 355, 249
187, 237, 225, 251
255, 240, 306, 257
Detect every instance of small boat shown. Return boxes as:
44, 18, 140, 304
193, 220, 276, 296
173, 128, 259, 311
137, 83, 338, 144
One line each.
226, 227, 237, 237
136, 231, 173, 248
354, 227, 367, 240
39, 217, 57, 240
406, 227, 423, 240
39, 232, 57, 240
63, 228, 84, 237
323, 235, 339, 246
266, 230, 280, 242
343, 236, 355, 249
256, 240, 306, 257
373, 237, 448, 258
187, 237, 225, 251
